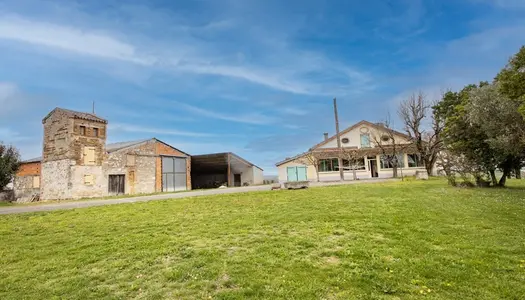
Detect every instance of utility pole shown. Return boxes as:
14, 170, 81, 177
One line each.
333, 98, 345, 181
92, 101, 95, 114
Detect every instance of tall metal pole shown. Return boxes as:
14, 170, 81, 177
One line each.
333, 98, 345, 181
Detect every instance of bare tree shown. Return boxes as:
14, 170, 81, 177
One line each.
339, 147, 369, 180
398, 91, 444, 176
371, 114, 409, 178
297, 151, 328, 182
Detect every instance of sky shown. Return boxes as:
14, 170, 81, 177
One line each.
0, 0, 524, 174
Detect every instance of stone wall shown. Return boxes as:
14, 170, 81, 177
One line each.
71, 119, 107, 166
106, 140, 157, 195
0, 190, 14, 202
42, 110, 71, 162
69, 165, 106, 199
41, 159, 72, 200
13, 175, 40, 202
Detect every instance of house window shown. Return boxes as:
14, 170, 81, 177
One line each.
348, 158, 366, 170
341, 138, 349, 144
93, 128, 99, 137
79, 126, 86, 136
360, 134, 370, 148
380, 154, 405, 169
407, 154, 425, 168
319, 158, 339, 172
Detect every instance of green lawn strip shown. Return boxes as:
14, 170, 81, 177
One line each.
1, 180, 524, 299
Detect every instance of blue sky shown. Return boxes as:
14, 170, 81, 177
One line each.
0, 0, 524, 174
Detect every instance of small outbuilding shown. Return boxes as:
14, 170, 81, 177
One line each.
191, 152, 264, 189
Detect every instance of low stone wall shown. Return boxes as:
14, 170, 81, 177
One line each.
0, 190, 14, 202
14, 176, 40, 202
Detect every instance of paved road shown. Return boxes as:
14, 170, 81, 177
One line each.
0, 178, 395, 215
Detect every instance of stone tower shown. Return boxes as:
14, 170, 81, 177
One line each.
41, 108, 108, 200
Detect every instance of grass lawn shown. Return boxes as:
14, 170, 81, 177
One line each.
1, 180, 524, 299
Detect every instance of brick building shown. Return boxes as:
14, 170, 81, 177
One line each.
14, 108, 263, 202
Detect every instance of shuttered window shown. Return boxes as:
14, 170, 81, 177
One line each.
32, 176, 40, 188
84, 174, 94, 185
83, 146, 96, 165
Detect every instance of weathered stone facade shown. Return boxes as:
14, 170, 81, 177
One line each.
13, 161, 41, 202
12, 108, 246, 201
106, 140, 158, 195
41, 108, 108, 200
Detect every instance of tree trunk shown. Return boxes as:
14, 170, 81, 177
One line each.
316, 170, 320, 182
515, 167, 522, 179
352, 169, 357, 180
426, 155, 437, 176
392, 166, 398, 178
498, 169, 510, 187
489, 170, 498, 186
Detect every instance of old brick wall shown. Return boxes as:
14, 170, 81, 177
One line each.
71, 119, 107, 166
17, 162, 41, 176
154, 141, 191, 191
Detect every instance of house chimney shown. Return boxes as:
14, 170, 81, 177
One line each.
323, 132, 329, 140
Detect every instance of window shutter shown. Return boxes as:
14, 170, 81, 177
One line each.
84, 174, 94, 185
83, 147, 96, 165
33, 176, 40, 188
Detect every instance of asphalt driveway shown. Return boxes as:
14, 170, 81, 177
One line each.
0, 178, 395, 215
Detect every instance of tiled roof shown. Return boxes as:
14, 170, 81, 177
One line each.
43, 108, 107, 124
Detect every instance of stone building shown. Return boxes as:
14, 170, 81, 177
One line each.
14, 108, 263, 202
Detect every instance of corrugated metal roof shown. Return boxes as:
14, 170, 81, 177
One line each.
22, 157, 42, 163
106, 139, 152, 153
43, 107, 107, 124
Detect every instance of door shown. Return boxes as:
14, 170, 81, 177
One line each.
234, 174, 241, 187
369, 159, 378, 178
287, 167, 298, 181
297, 167, 307, 181
162, 156, 187, 192
287, 166, 307, 181
109, 175, 125, 195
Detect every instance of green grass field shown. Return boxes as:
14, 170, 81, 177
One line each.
1, 180, 524, 299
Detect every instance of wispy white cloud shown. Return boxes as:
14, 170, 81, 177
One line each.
109, 123, 216, 137
280, 107, 309, 116
0, 14, 372, 96
471, 0, 525, 8
176, 102, 277, 125
0, 16, 154, 65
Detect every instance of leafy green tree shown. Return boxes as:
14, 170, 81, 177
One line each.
434, 83, 500, 186
467, 83, 525, 186
0, 142, 21, 191
495, 46, 525, 116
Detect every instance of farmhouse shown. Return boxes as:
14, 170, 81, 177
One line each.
14, 108, 263, 202
276, 120, 427, 182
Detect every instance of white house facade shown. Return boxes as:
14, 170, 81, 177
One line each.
276, 120, 428, 182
